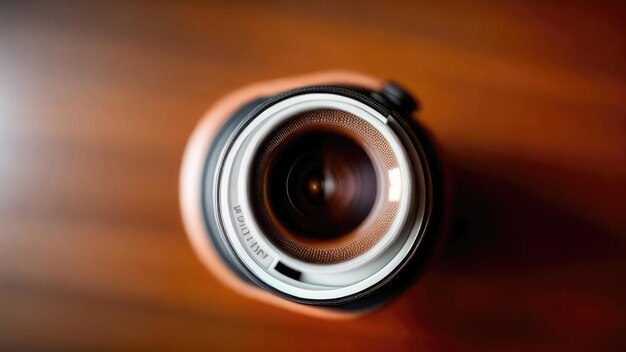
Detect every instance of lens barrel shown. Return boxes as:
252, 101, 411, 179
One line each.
184, 82, 445, 311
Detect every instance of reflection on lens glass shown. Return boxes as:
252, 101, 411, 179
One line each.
267, 130, 377, 240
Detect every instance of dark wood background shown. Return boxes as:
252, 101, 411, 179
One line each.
0, 1, 624, 351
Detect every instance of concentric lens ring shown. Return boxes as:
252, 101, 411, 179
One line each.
251, 109, 400, 263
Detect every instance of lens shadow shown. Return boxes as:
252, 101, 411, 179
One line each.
385, 154, 625, 350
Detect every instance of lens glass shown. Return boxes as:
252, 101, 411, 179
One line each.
266, 129, 377, 240
250, 109, 400, 264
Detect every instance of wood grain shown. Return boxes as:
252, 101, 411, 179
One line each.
0, 1, 624, 351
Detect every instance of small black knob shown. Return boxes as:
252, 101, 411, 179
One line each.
381, 81, 420, 114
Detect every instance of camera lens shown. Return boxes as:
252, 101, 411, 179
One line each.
181, 83, 443, 311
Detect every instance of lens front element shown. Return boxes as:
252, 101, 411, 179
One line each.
269, 130, 377, 239
251, 109, 401, 264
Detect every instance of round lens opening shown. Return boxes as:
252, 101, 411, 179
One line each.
250, 109, 400, 264
266, 129, 377, 241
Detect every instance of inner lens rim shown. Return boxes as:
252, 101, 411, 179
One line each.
250, 109, 400, 264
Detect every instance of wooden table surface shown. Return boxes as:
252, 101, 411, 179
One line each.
1, 1, 624, 351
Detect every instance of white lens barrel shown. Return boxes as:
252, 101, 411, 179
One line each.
213, 93, 428, 301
